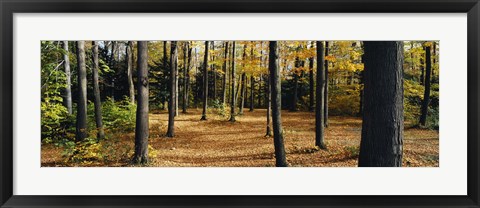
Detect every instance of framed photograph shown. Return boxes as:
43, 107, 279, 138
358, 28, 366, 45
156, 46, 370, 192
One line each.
1, 0, 479, 207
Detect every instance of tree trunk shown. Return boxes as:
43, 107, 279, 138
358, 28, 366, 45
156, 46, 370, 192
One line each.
161, 41, 168, 110
291, 57, 300, 112
432, 42, 437, 82
201, 41, 209, 120
420, 46, 425, 85
126, 41, 135, 103
309, 42, 315, 112
315, 41, 326, 149
419, 46, 432, 126
75, 41, 88, 142
229, 41, 237, 122
249, 75, 254, 111
258, 75, 263, 107
133, 41, 149, 164
269, 41, 288, 167
62, 41, 73, 115
239, 72, 246, 115
182, 42, 187, 113
167, 41, 177, 137
91, 41, 105, 140
358, 41, 404, 167
324, 41, 329, 127
222, 42, 229, 105
175, 44, 179, 117
265, 72, 272, 137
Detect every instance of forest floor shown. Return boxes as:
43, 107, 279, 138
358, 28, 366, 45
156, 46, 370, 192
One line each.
42, 108, 439, 167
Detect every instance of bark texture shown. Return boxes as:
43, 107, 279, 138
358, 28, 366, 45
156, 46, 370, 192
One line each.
133, 41, 149, 164
315, 41, 326, 149
201, 41, 209, 120
63, 41, 73, 115
358, 41, 404, 167
269, 41, 288, 167
419, 46, 432, 126
75, 41, 88, 142
167, 41, 178, 137
92, 41, 105, 140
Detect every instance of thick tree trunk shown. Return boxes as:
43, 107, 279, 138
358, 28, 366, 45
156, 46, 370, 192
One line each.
419, 46, 432, 126
249, 75, 254, 111
201, 41, 209, 120
75, 41, 88, 142
133, 41, 149, 164
269, 41, 288, 167
229, 42, 237, 122
222, 42, 229, 105
324, 41, 329, 127
239, 73, 246, 115
167, 41, 177, 137
126, 41, 135, 103
62, 41, 73, 115
92, 41, 105, 140
358, 41, 404, 167
315, 41, 326, 149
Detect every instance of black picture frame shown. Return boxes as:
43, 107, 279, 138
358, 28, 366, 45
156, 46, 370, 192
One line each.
1, 0, 479, 207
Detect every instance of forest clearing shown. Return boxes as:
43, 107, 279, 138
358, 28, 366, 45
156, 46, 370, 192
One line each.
41, 40, 439, 167
41, 109, 439, 167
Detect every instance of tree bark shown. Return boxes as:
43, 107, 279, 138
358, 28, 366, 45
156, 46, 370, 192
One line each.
239, 72, 246, 115
175, 43, 179, 117
222, 42, 229, 105
62, 41, 73, 115
420, 46, 425, 85
133, 41, 149, 164
309, 42, 315, 112
183, 42, 191, 113
201, 41, 209, 120
358, 41, 404, 167
249, 75, 254, 111
75, 41, 88, 142
291, 57, 299, 112
162, 41, 168, 110
167, 41, 177, 137
324, 41, 329, 127
269, 41, 288, 167
126, 41, 135, 103
229, 41, 237, 122
419, 46, 432, 126
92, 41, 105, 140
315, 41, 326, 149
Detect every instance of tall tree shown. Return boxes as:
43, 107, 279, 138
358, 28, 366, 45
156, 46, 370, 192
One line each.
126, 41, 135, 103
162, 41, 168, 109
201, 41, 209, 120
167, 41, 178, 137
62, 41, 72, 115
324, 41, 329, 127
269, 41, 288, 167
212, 41, 217, 101
182, 41, 191, 113
358, 41, 404, 167
239, 72, 246, 115
315, 41, 326, 149
420, 46, 425, 85
291, 57, 300, 112
222, 42, 229, 105
175, 43, 179, 117
229, 41, 237, 122
133, 41, 149, 164
308, 42, 315, 112
92, 41, 105, 140
419, 45, 432, 126
249, 43, 255, 112
75, 41, 88, 142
